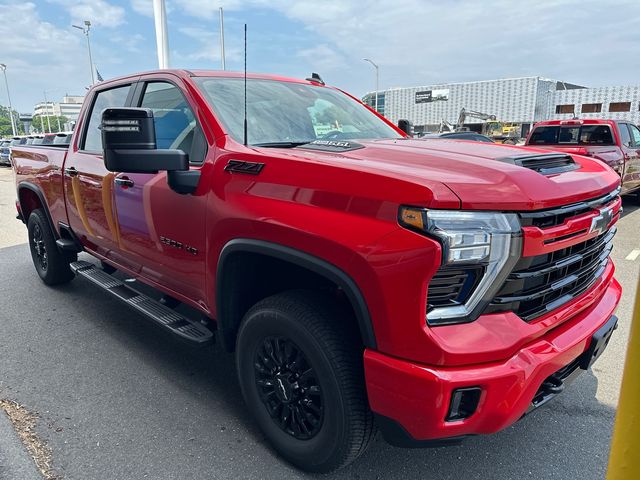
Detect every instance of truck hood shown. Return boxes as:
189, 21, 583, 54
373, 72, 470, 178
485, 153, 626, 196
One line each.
277, 138, 621, 210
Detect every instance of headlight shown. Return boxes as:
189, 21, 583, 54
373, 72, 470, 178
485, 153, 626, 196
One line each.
399, 207, 522, 325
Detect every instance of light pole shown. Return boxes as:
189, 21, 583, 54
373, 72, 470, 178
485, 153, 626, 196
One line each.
42, 91, 52, 133
73, 20, 95, 85
0, 63, 17, 136
363, 58, 379, 113
219, 7, 226, 70
152, 0, 170, 68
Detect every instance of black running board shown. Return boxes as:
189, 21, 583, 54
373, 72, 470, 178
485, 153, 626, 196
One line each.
70, 261, 214, 345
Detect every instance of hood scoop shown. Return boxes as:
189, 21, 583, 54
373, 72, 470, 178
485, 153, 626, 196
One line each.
494, 153, 580, 175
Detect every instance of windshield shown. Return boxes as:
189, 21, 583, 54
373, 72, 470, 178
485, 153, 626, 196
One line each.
529, 125, 614, 145
194, 77, 401, 146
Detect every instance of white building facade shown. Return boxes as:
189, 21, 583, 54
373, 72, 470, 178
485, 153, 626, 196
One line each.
364, 77, 640, 136
553, 86, 640, 124
58, 95, 84, 120
32, 95, 84, 121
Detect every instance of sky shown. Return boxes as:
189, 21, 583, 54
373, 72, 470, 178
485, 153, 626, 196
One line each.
1, 0, 639, 113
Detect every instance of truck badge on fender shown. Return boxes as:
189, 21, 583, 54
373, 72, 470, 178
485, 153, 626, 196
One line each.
160, 236, 198, 255
224, 160, 265, 175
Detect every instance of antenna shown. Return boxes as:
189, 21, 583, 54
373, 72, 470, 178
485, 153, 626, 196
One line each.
243, 24, 248, 146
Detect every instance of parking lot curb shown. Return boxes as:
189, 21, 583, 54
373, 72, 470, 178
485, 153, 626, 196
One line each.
0, 410, 42, 480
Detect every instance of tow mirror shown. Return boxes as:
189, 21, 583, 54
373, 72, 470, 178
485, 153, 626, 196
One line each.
398, 119, 413, 136
101, 108, 200, 194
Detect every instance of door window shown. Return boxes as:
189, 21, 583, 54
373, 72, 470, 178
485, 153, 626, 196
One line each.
619, 124, 632, 147
629, 124, 640, 147
82, 85, 131, 152
139, 82, 206, 163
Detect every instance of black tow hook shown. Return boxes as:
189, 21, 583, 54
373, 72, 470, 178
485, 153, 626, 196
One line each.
540, 375, 565, 395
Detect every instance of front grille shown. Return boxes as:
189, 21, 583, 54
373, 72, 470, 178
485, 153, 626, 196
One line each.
519, 188, 620, 229
427, 266, 483, 310
487, 227, 616, 321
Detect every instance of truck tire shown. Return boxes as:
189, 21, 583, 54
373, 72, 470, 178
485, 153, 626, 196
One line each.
27, 209, 76, 285
236, 290, 375, 473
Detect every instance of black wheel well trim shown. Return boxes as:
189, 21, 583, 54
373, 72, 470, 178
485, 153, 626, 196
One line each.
216, 238, 377, 351
17, 182, 58, 238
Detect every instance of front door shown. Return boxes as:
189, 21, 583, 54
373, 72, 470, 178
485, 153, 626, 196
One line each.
109, 79, 209, 304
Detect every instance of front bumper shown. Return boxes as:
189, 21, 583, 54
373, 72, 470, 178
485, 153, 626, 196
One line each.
364, 276, 621, 444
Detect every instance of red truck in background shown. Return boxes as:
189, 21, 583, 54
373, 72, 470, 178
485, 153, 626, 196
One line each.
526, 119, 640, 196
12, 70, 622, 473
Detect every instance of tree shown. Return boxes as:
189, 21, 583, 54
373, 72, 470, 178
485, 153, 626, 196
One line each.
0, 105, 23, 137
30, 114, 69, 134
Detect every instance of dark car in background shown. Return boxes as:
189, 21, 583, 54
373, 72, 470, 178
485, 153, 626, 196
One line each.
0, 139, 11, 165
420, 131, 495, 143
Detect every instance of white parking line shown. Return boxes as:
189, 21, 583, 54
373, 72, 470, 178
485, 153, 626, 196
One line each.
626, 249, 640, 261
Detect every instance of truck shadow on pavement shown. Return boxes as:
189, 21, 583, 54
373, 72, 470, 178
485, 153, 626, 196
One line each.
620, 194, 640, 219
0, 245, 617, 480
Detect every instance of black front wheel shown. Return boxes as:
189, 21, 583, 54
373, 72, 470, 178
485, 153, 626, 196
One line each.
27, 209, 76, 285
236, 291, 375, 473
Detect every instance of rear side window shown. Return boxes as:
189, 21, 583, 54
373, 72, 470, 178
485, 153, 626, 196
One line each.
83, 85, 131, 152
529, 125, 614, 145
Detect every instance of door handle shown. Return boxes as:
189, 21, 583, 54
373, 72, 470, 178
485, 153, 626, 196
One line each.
64, 167, 78, 177
115, 177, 135, 188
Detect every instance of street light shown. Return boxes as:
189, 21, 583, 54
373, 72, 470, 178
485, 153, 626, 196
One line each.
0, 63, 17, 136
363, 58, 379, 113
73, 20, 95, 85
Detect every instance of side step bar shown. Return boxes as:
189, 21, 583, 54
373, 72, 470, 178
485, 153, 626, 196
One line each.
70, 261, 214, 345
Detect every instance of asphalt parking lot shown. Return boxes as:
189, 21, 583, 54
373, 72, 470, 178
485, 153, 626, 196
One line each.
0, 166, 638, 480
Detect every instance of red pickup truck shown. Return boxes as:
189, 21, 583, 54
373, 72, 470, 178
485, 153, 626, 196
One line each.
12, 70, 622, 473
526, 119, 640, 196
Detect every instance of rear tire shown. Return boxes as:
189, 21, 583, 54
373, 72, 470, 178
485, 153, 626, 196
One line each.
236, 290, 375, 473
27, 209, 76, 285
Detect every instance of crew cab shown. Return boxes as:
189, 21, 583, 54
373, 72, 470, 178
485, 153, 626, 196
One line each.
12, 70, 622, 473
526, 119, 640, 196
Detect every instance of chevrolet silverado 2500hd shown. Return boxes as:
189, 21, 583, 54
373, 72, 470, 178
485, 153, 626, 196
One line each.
526, 119, 640, 196
12, 70, 622, 473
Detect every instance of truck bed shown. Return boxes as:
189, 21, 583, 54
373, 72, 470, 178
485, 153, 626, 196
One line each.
12, 145, 69, 233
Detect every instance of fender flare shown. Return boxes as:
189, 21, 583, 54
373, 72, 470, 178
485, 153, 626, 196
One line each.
216, 239, 377, 350
17, 182, 58, 238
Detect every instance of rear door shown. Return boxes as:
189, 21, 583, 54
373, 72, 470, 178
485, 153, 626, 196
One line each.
622, 123, 640, 193
63, 82, 138, 267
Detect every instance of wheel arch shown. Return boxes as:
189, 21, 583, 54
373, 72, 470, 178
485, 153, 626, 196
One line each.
18, 182, 58, 238
216, 239, 377, 352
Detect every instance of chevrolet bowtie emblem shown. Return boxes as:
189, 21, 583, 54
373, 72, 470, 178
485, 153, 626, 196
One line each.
589, 205, 614, 235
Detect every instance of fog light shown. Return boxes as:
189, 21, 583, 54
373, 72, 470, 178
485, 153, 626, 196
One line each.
445, 387, 482, 422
